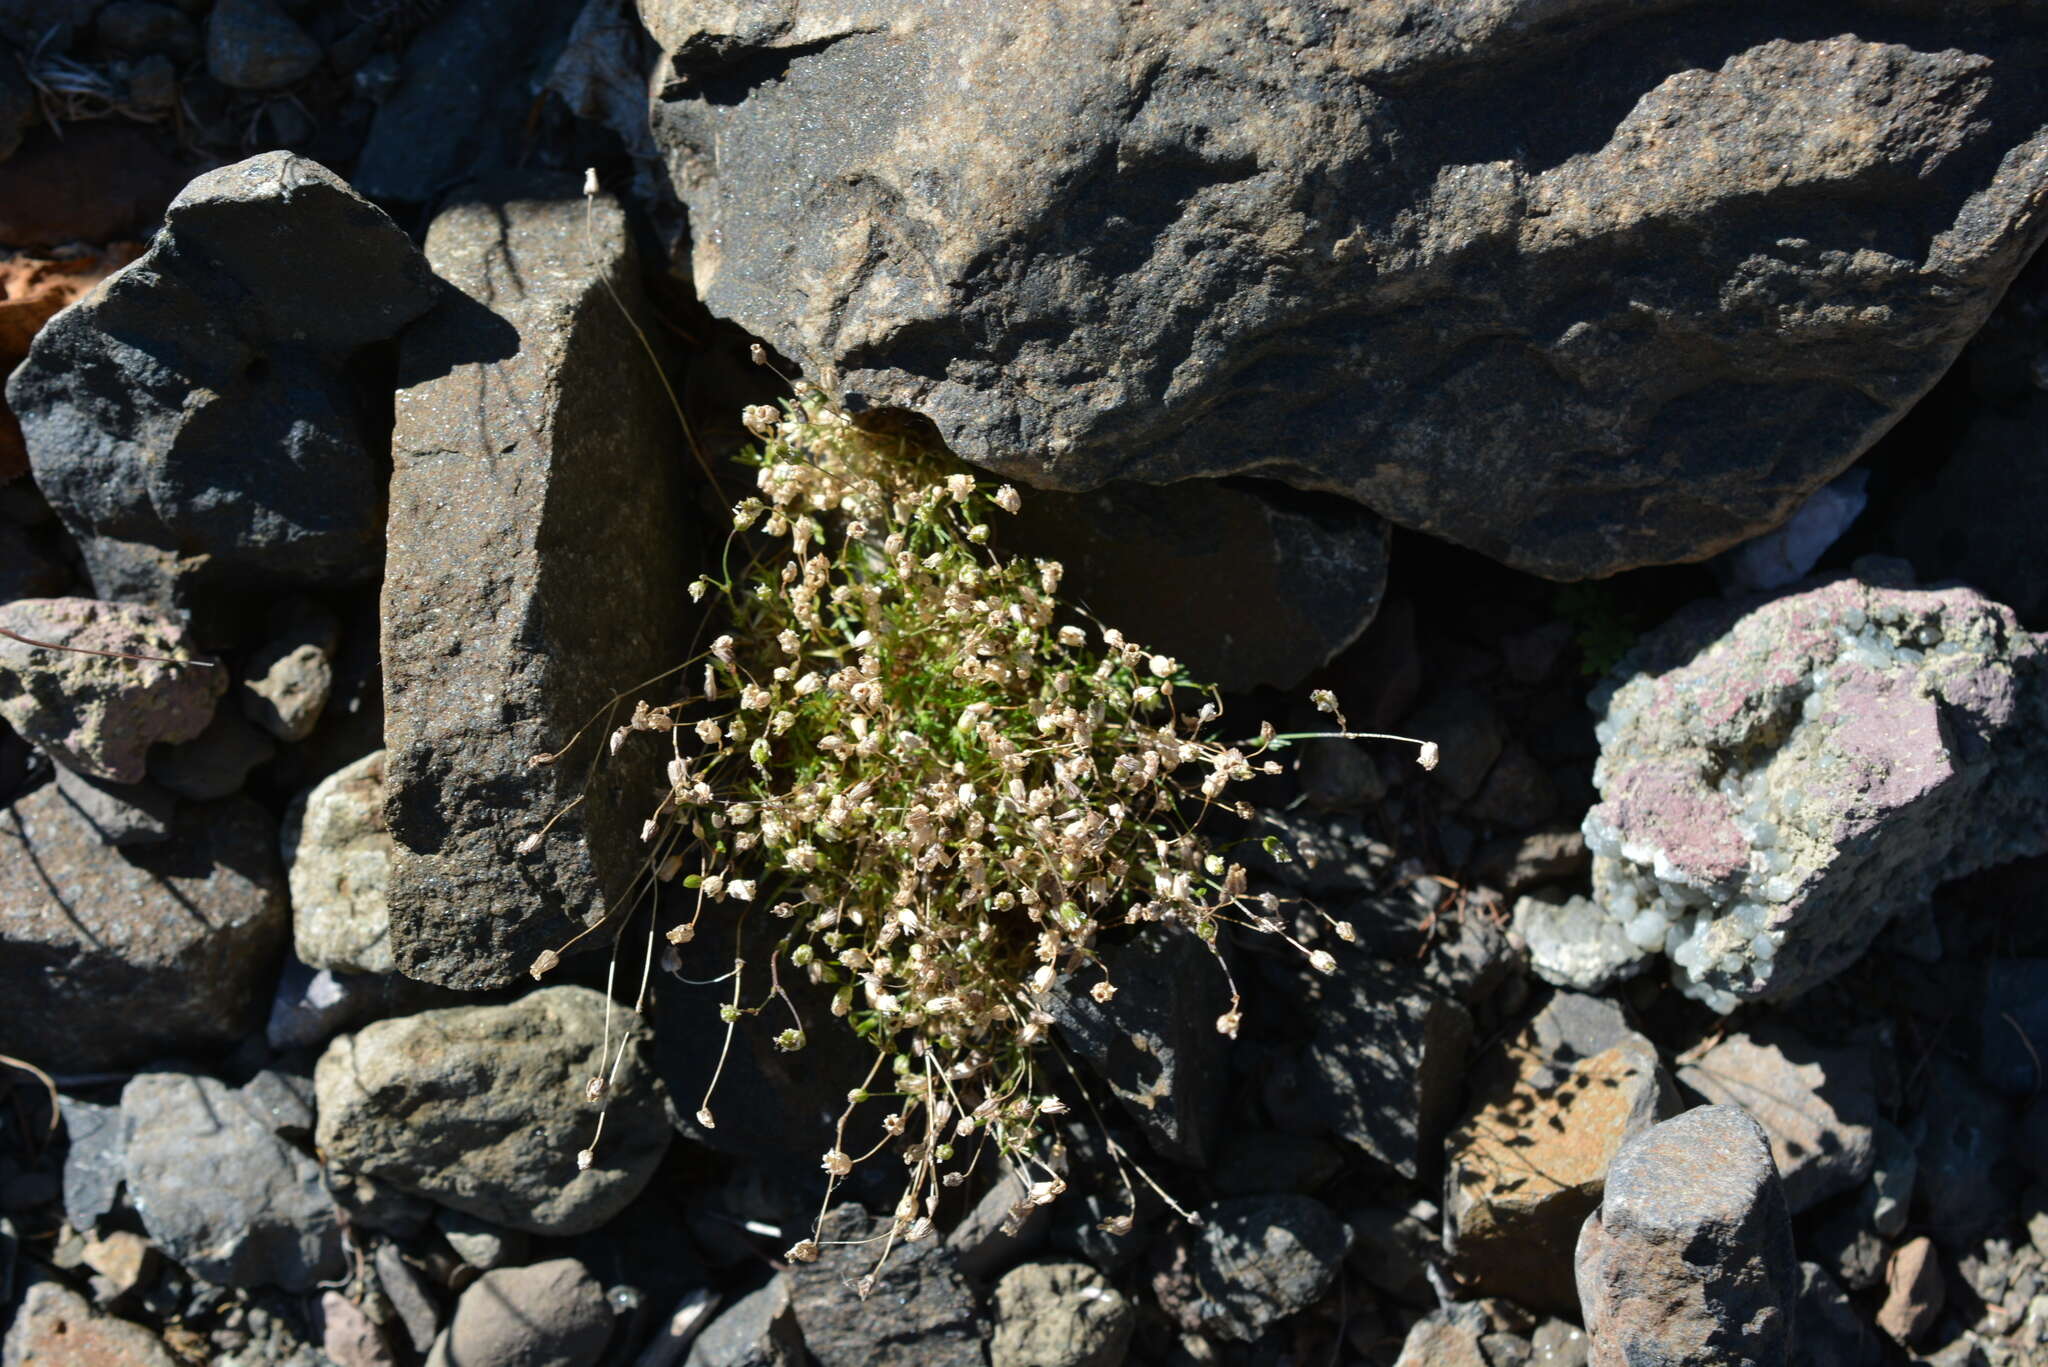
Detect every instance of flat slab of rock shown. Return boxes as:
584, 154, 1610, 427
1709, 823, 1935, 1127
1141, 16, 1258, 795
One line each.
0, 598, 220, 782
382, 178, 694, 990
1576, 1105, 1797, 1367
5, 152, 437, 608
0, 785, 286, 1070
314, 986, 671, 1235
1149, 1195, 1348, 1344
1582, 564, 2048, 1009
645, 4, 2048, 578
121, 1072, 342, 1291
1446, 993, 1676, 1311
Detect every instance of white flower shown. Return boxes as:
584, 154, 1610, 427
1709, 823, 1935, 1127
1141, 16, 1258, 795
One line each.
727, 879, 757, 901
821, 1149, 854, 1177
1057, 625, 1087, 648
778, 628, 801, 655
1417, 740, 1440, 771
994, 485, 1021, 514
1309, 949, 1337, 974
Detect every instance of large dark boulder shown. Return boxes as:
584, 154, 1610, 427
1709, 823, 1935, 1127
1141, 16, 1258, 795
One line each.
642, 1, 2048, 580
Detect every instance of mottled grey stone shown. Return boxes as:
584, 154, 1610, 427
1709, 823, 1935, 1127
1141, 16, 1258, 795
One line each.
59, 1097, 125, 1229
1584, 566, 2048, 1009
0, 786, 286, 1070
121, 1072, 343, 1292
5, 152, 438, 609
0, 598, 220, 783
382, 179, 694, 991
686, 1278, 802, 1367
205, 0, 319, 89
1515, 894, 1649, 993
2, 1280, 178, 1367
644, 3, 2048, 579
314, 987, 671, 1236
1575, 1105, 1797, 1367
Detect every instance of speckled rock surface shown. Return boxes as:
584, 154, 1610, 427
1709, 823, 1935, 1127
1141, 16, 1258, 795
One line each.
1149, 1195, 1349, 1343
1676, 1026, 1877, 1215
313, 987, 671, 1236
644, 2, 2048, 579
2, 1280, 179, 1367
5, 152, 438, 608
381, 178, 694, 991
283, 751, 394, 975
0, 598, 220, 782
1575, 1105, 1798, 1367
1582, 562, 2048, 1009
0, 784, 287, 1070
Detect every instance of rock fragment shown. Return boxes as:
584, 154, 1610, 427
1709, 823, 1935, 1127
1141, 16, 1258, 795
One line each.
1445, 992, 1677, 1311
0, 598, 220, 782
1, 1280, 178, 1367
1877, 1236, 1944, 1345
205, 0, 321, 89
1575, 1105, 1798, 1367
1515, 894, 1648, 994
314, 987, 670, 1236
0, 786, 286, 1070
787, 1205, 984, 1367
685, 1278, 803, 1367
1676, 1026, 1877, 1214
51, 765, 176, 846
121, 1072, 343, 1291
6, 152, 438, 610
1583, 567, 2048, 1008
646, 7, 2048, 579
283, 751, 394, 975
990, 1261, 1134, 1367
1150, 1195, 1348, 1343
1301, 957, 1471, 1179
240, 605, 337, 742
381, 177, 693, 990
424, 1258, 613, 1367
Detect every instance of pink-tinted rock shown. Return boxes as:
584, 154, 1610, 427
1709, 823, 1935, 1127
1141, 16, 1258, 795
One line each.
0, 597, 222, 782
1575, 562, 2047, 1009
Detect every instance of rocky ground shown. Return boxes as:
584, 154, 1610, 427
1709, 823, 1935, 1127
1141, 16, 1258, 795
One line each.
2, 2, 2047, 1366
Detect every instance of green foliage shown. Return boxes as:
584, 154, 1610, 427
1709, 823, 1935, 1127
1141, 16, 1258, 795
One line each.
1552, 582, 1643, 678
534, 388, 1416, 1283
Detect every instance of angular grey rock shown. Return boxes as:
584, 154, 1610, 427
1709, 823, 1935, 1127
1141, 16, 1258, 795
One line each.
1676, 1025, 1877, 1214
6, 152, 439, 609
686, 1278, 803, 1367
645, 5, 2048, 580
52, 764, 176, 846
946, 1170, 1053, 1284
240, 617, 334, 742
59, 1096, 125, 1229
1867, 1118, 1916, 1238
0, 598, 220, 782
1575, 1105, 1798, 1367
1346, 1199, 1438, 1307
382, 179, 694, 990
1797, 1262, 1880, 1367
1583, 567, 2048, 1009
0, 786, 287, 1070
1001, 478, 1388, 691
1912, 1058, 2017, 1248
424, 1258, 613, 1367
1048, 927, 1230, 1167
2, 1280, 179, 1367
121, 1072, 343, 1292
1150, 1194, 1348, 1343
205, 0, 320, 89
1514, 894, 1648, 993
788, 1204, 984, 1367
990, 1261, 1133, 1367
1301, 956, 1472, 1180
1446, 992, 1678, 1312
283, 751, 394, 975
314, 987, 671, 1236
149, 703, 276, 801
436, 1206, 528, 1271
